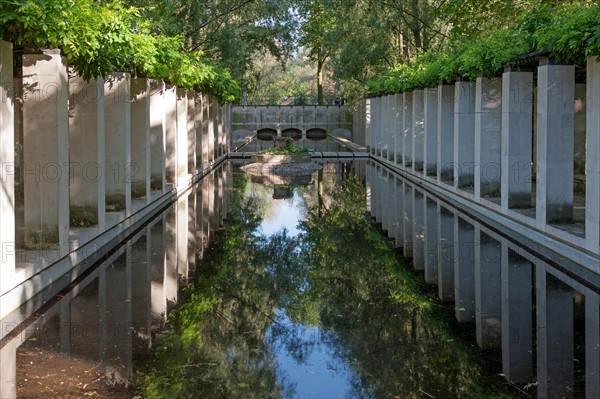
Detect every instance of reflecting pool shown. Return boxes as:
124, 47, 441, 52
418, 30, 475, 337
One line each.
2, 159, 596, 398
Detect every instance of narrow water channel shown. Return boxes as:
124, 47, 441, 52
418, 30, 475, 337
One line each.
1, 159, 596, 398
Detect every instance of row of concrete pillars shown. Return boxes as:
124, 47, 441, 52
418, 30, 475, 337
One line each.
357, 56, 600, 256
367, 161, 599, 398
0, 165, 230, 398
0, 41, 231, 300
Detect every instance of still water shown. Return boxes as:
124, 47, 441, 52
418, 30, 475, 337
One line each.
1, 160, 597, 398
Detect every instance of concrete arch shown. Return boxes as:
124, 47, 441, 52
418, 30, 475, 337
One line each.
306, 128, 327, 141
257, 128, 277, 141
282, 128, 302, 140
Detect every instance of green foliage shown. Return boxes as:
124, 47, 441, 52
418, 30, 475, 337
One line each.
0, 0, 240, 103
258, 144, 309, 155
367, 1, 599, 95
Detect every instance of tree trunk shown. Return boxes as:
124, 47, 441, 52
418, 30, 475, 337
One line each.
317, 56, 324, 105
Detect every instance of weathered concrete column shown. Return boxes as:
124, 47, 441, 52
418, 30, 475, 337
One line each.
424, 196, 438, 284
22, 50, 70, 250
365, 98, 373, 153
164, 85, 177, 185
68, 72, 105, 230
0, 41, 15, 292
412, 88, 425, 172
585, 291, 600, 398
536, 264, 574, 398
394, 94, 404, 164
437, 205, 455, 302
475, 230, 502, 349
403, 92, 413, 168
188, 191, 197, 273
130, 78, 150, 202
586, 57, 600, 253
208, 97, 216, 163
501, 68, 533, 210
381, 96, 390, 159
194, 93, 203, 172
455, 216, 475, 322
424, 87, 438, 176
104, 72, 131, 218
176, 88, 189, 184
374, 97, 382, 156
454, 81, 476, 190
475, 77, 502, 200
438, 85, 455, 182
403, 183, 413, 258
536, 59, 575, 225
149, 80, 166, 194
389, 95, 398, 162
501, 243, 533, 382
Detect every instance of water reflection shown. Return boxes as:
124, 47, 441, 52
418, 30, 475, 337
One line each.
0, 165, 231, 398
2, 159, 598, 398
366, 160, 600, 399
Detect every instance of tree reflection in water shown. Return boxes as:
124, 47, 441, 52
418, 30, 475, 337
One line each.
136, 166, 518, 399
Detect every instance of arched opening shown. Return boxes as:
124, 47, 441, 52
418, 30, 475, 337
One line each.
282, 128, 302, 140
306, 128, 327, 141
257, 128, 277, 141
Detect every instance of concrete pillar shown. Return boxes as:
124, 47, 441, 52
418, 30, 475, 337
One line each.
403, 183, 413, 258
164, 85, 177, 184
150, 220, 167, 327
188, 191, 197, 273
585, 291, 600, 398
455, 216, 475, 322
394, 94, 404, 164
536, 264, 574, 398
424, 87, 438, 176
403, 92, 413, 168
536, 59, 575, 225
475, 77, 502, 200
454, 81, 476, 190
412, 89, 425, 172
149, 80, 166, 194
22, 50, 69, 249
176, 88, 188, 184
501, 68, 534, 210
208, 97, 216, 163
104, 72, 131, 218
68, 73, 105, 230
389, 95, 398, 162
194, 93, 203, 172
438, 85, 455, 183
132, 233, 152, 353
0, 41, 15, 293
201, 95, 210, 166
438, 205, 455, 302
574, 83, 586, 177
501, 244, 533, 382
130, 78, 150, 202
381, 95, 390, 159
586, 57, 600, 252
475, 230, 502, 349
413, 190, 425, 271
424, 196, 438, 284
374, 97, 382, 156
365, 98, 373, 153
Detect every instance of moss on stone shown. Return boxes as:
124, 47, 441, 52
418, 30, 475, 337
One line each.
70, 206, 98, 227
